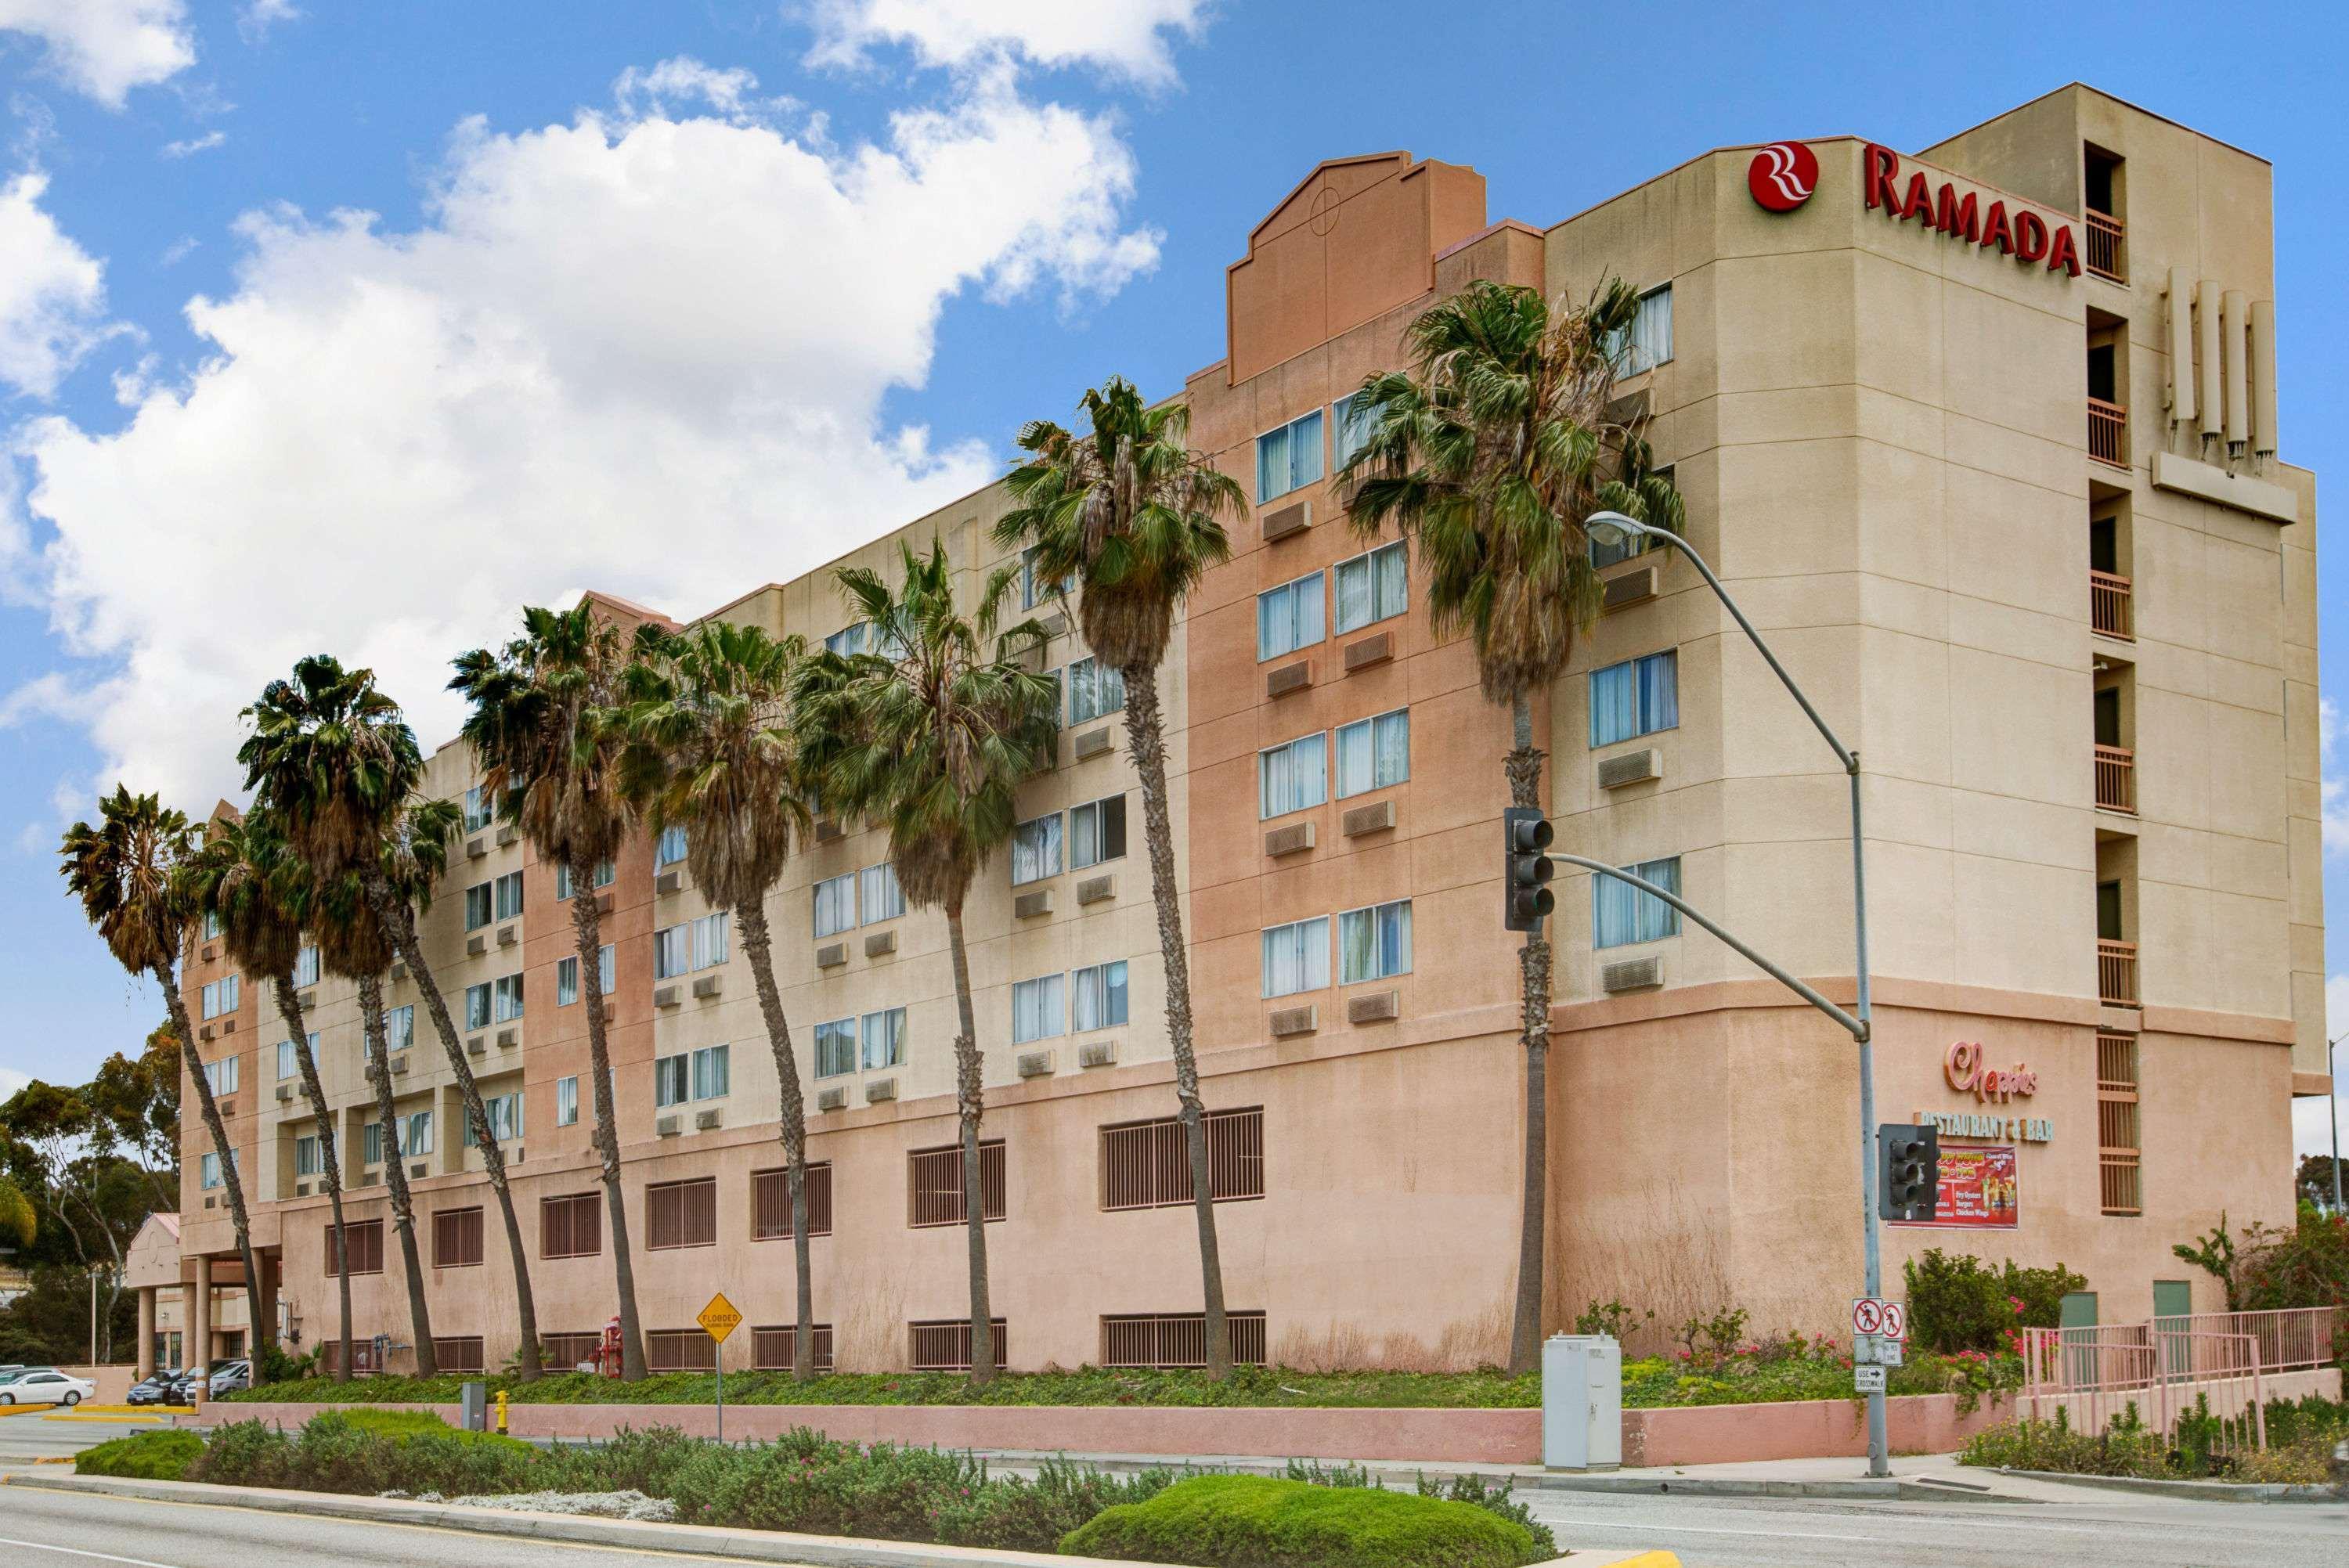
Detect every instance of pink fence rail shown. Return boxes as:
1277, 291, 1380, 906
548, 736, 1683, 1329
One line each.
2019, 1306, 2340, 1453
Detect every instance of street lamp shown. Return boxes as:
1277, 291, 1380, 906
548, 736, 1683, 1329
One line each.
2329, 1032, 2345, 1213
1585, 511, 1890, 1478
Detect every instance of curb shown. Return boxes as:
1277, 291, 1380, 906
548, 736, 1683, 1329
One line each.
1510, 1472, 2007, 1503
1995, 1467, 2341, 1505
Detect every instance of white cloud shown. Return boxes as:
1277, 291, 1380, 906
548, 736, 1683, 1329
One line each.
237, 0, 298, 42
4, 62, 1159, 812
806, 0, 1209, 86
0, 170, 121, 398
611, 56, 774, 125
0, 0, 194, 108
0, 1063, 29, 1098
159, 235, 197, 265
160, 128, 225, 158
2321, 697, 2347, 855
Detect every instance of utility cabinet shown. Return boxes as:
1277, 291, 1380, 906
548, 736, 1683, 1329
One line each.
1541, 1333, 1622, 1471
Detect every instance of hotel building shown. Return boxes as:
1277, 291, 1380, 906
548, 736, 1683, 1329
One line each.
143, 84, 2323, 1376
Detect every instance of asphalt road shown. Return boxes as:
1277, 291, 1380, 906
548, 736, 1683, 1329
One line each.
2, 1417, 2344, 1568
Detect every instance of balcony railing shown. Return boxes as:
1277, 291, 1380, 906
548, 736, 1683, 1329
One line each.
2095, 744, 2136, 813
2098, 939, 2139, 1007
2090, 570, 2133, 640
2088, 398, 2128, 467
2085, 211, 2126, 283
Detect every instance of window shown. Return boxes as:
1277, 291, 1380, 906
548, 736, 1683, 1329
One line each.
1339, 900, 1413, 983
646, 1328, 718, 1372
1012, 973, 1066, 1044
463, 785, 493, 832
1334, 709, 1409, 798
362, 1121, 383, 1165
541, 1332, 603, 1370
494, 871, 524, 920
1100, 1106, 1266, 1209
432, 1206, 484, 1268
201, 1054, 238, 1094
294, 1134, 320, 1177
910, 1318, 1007, 1372
1593, 856, 1682, 948
812, 872, 856, 938
1102, 1311, 1269, 1369
203, 909, 223, 939
292, 945, 319, 988
200, 975, 240, 1019
752, 1162, 834, 1239
861, 1007, 906, 1070
200, 1152, 224, 1189
559, 943, 615, 1004
1019, 543, 1074, 610
1589, 651, 1679, 747
691, 911, 728, 970
384, 1004, 414, 1054
656, 824, 688, 867
434, 1336, 485, 1374
403, 1109, 433, 1157
657, 916, 726, 977
556, 1076, 579, 1126
465, 982, 493, 1030
2098, 1032, 2142, 1217
1011, 813, 1063, 885
646, 1177, 717, 1249
1331, 388, 1377, 469
824, 622, 868, 658
859, 863, 904, 924
540, 1191, 601, 1259
1070, 794, 1126, 868
1334, 542, 1407, 633
1073, 961, 1128, 1031
1607, 283, 1673, 374
1255, 409, 1324, 502
1256, 571, 1324, 661
655, 1053, 691, 1108
554, 860, 614, 899
1258, 733, 1327, 818
907, 1141, 1007, 1227
752, 1324, 835, 1372
323, 1219, 384, 1277
691, 1043, 730, 1101
465, 1090, 523, 1144
493, 973, 524, 1023
1261, 917, 1330, 997
277, 1036, 298, 1080
464, 882, 493, 930
1066, 656, 1126, 724
814, 1018, 857, 1078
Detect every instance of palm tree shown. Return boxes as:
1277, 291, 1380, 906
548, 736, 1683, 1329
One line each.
180, 807, 355, 1382
311, 798, 460, 1378
794, 540, 1059, 1384
59, 786, 271, 1376
996, 377, 1247, 1375
616, 621, 818, 1376
240, 655, 543, 1379
450, 604, 647, 1382
1338, 279, 1682, 1373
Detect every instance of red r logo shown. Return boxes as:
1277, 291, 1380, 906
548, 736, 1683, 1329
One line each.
1748, 141, 1819, 212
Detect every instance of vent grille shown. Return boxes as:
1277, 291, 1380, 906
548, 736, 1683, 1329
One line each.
1073, 726, 1112, 759
1596, 748, 1662, 789
1016, 1050, 1055, 1079
1340, 799, 1395, 837
1269, 1004, 1318, 1037
1260, 499, 1311, 542
1078, 1040, 1117, 1069
1600, 955, 1664, 993
1601, 565, 1659, 611
864, 929, 897, 957
1346, 989, 1400, 1025
815, 942, 847, 969
1013, 889, 1055, 920
864, 1076, 897, 1103
1263, 821, 1315, 858
1102, 1310, 1268, 1369
655, 1114, 680, 1137
1265, 659, 1312, 698
691, 974, 721, 998
1342, 631, 1393, 671
817, 1086, 847, 1112
652, 984, 680, 1008
1077, 874, 1115, 905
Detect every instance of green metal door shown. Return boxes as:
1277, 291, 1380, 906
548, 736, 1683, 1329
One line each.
2153, 1279, 2192, 1374
2060, 1291, 2099, 1385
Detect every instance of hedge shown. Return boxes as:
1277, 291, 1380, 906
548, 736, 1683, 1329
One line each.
1061, 1474, 1544, 1567
74, 1429, 204, 1481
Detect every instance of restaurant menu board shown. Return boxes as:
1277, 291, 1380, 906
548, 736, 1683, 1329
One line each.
1899, 1144, 2019, 1228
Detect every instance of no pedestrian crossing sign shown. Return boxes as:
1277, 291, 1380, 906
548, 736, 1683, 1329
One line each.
1850, 1298, 1907, 1341
698, 1292, 743, 1344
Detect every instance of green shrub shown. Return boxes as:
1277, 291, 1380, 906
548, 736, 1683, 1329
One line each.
187, 1412, 538, 1497
76, 1429, 205, 1480
1903, 1249, 2085, 1354
1060, 1474, 1541, 1568
2175, 1205, 2349, 1315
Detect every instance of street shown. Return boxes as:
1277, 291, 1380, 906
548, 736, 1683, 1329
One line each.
0, 1418, 2344, 1568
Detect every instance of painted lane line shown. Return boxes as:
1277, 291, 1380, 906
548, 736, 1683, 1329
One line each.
0, 1536, 183, 1568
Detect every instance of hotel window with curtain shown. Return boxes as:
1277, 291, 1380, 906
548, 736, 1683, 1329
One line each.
814, 1018, 857, 1078
1608, 284, 1673, 375
494, 870, 523, 920
860, 863, 904, 924
292, 945, 319, 987
1011, 813, 1063, 885
464, 981, 493, 1029
1020, 544, 1073, 610
1256, 571, 1324, 661
555, 859, 615, 899
1333, 710, 1408, 798
1589, 650, 1679, 747
1066, 656, 1125, 724
384, 1004, 414, 1054
1012, 974, 1066, 1044
1334, 542, 1407, 634
861, 1007, 906, 1069
463, 786, 493, 831
556, 1076, 578, 1127
294, 1134, 321, 1177
1330, 388, 1377, 469
656, 825, 688, 867
1594, 856, 1682, 948
1070, 794, 1126, 868
1073, 961, 1128, 1031
813, 872, 855, 938
1259, 733, 1327, 818
1261, 917, 1330, 998
1339, 901, 1412, 984
1254, 409, 1324, 502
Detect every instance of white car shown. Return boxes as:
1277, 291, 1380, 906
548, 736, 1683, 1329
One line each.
0, 1369, 96, 1406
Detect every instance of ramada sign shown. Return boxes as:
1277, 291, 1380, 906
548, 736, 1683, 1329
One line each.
1861, 144, 2081, 279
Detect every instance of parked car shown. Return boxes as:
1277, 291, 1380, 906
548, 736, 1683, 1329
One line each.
0, 1369, 95, 1406
125, 1366, 205, 1406
207, 1358, 252, 1397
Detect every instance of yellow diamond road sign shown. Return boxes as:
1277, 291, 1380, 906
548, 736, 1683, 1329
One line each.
697, 1292, 743, 1343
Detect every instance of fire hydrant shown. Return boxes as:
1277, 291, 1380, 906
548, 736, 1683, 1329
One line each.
493, 1390, 508, 1435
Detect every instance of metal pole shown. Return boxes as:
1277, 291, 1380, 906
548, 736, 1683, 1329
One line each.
2331, 1034, 2344, 1213
716, 1359, 724, 1444
89, 1270, 98, 1365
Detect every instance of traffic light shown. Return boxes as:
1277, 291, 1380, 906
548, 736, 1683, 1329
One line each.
1503, 807, 1555, 932
1878, 1123, 1939, 1223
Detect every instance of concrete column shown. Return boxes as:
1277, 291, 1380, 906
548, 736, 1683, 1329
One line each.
189, 1256, 211, 1366
136, 1288, 157, 1379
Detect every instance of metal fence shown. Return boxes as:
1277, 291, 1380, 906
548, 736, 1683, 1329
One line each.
2021, 1307, 2341, 1453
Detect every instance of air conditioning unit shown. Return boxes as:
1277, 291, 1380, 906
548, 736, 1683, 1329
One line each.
199, 1023, 215, 1041
695, 1108, 721, 1130
276, 1084, 294, 1102
1343, 630, 1395, 672
1078, 1040, 1117, 1069
655, 870, 680, 896
294, 1182, 311, 1197
655, 1115, 680, 1137
465, 836, 487, 860
691, 974, 721, 999
1077, 874, 1114, 906
297, 988, 317, 1010
466, 933, 488, 957
410, 1162, 428, 1179
864, 1077, 897, 1104
1072, 726, 1112, 760
653, 985, 680, 1008
600, 1000, 615, 1023
1346, 989, 1401, 1025
1013, 889, 1054, 919
863, 929, 897, 958
1269, 1004, 1317, 1038
1263, 821, 1315, 858
496, 1028, 517, 1047
390, 960, 409, 980
391, 1055, 410, 1076
496, 925, 516, 948
815, 943, 847, 969
466, 1035, 486, 1055
496, 824, 518, 847
1601, 955, 1665, 993
1341, 799, 1396, 837
817, 1086, 847, 1112
1016, 1050, 1055, 1079
1596, 748, 1663, 790
221, 1017, 237, 1034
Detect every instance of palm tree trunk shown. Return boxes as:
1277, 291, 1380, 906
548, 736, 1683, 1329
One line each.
738, 899, 815, 1380
944, 899, 994, 1385
1506, 690, 1553, 1375
363, 868, 542, 1379
359, 971, 437, 1377
1120, 660, 1230, 1378
153, 962, 271, 1382
568, 856, 645, 1382
273, 975, 352, 1384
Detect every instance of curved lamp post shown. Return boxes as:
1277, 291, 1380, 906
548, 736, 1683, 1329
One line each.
1584, 511, 1889, 1478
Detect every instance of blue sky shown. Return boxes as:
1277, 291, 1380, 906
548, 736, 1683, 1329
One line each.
2, 1, 2344, 1157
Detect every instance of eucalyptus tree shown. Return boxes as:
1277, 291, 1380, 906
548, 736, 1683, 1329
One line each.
240, 656, 543, 1379
59, 786, 269, 1375
1338, 278, 1682, 1372
995, 377, 1247, 1375
450, 604, 647, 1380
794, 541, 1059, 1384
618, 620, 821, 1375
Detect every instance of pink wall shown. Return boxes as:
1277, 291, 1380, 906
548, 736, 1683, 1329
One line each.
56, 1365, 139, 1404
